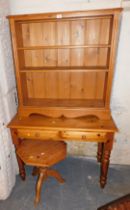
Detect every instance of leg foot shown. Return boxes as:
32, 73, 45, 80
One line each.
100, 133, 114, 188
47, 169, 65, 184
34, 168, 47, 205
100, 149, 111, 188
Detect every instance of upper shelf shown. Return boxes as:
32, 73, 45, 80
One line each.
18, 44, 111, 50
15, 14, 113, 49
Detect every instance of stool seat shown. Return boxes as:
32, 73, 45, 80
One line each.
17, 140, 66, 167
17, 140, 67, 205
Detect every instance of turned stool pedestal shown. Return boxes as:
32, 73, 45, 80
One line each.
16, 140, 67, 205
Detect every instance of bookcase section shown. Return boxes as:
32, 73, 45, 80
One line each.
8, 9, 122, 118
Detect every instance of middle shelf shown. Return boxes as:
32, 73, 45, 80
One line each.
18, 47, 110, 69
20, 70, 108, 107
17, 44, 111, 50
20, 67, 109, 72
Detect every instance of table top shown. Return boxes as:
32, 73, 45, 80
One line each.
8, 114, 117, 133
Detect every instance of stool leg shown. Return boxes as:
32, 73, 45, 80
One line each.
34, 169, 47, 205
32, 167, 39, 176
47, 169, 65, 184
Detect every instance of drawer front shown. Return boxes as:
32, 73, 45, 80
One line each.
18, 129, 106, 142
17, 129, 59, 140
60, 130, 106, 141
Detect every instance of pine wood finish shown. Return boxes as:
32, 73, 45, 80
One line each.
17, 140, 66, 205
8, 8, 122, 119
7, 8, 122, 189
9, 114, 117, 188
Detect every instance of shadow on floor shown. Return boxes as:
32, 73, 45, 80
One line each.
0, 157, 130, 210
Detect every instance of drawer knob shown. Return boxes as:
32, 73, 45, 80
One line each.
59, 131, 65, 138
27, 133, 30, 137
35, 132, 40, 138
82, 135, 86, 140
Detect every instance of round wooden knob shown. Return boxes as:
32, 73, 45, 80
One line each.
35, 132, 40, 138
82, 135, 86, 140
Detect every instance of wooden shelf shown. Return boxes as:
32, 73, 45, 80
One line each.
23, 99, 105, 108
20, 67, 109, 72
18, 44, 111, 50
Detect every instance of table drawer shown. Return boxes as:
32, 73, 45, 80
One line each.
60, 130, 106, 141
17, 129, 59, 140
18, 129, 106, 142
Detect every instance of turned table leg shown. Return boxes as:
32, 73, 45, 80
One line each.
97, 143, 104, 162
100, 133, 114, 188
11, 129, 26, 180
16, 155, 26, 180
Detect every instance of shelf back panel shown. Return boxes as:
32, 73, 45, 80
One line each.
21, 48, 109, 69
16, 16, 112, 47
21, 71, 107, 106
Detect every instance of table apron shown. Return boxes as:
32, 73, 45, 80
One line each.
17, 129, 107, 142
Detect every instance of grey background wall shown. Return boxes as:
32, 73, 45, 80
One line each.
8, 0, 130, 165
0, 0, 18, 199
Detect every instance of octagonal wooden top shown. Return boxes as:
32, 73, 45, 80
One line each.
17, 140, 67, 167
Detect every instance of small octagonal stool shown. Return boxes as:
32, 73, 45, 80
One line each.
17, 140, 67, 205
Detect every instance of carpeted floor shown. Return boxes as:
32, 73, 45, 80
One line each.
0, 157, 130, 210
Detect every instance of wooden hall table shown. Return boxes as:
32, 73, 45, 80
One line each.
8, 114, 117, 188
